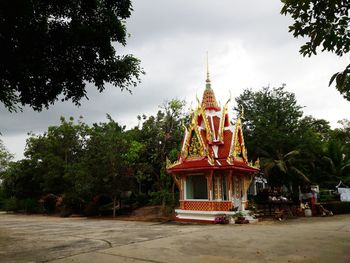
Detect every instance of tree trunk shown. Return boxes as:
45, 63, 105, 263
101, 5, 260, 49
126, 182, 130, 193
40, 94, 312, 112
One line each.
112, 196, 116, 217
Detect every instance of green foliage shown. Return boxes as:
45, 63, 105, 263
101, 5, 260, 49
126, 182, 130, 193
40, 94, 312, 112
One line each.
137, 99, 186, 205
322, 201, 350, 214
41, 194, 58, 214
84, 115, 136, 216
21, 198, 40, 213
134, 193, 150, 207
236, 84, 350, 189
0, 138, 13, 173
235, 85, 303, 161
0, 99, 186, 216
316, 140, 350, 188
281, 0, 350, 100
1, 92, 349, 215
319, 190, 337, 202
0, 0, 143, 111
3, 197, 18, 212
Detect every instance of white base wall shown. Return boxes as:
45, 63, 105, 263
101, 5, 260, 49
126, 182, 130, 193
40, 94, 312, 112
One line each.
175, 209, 247, 222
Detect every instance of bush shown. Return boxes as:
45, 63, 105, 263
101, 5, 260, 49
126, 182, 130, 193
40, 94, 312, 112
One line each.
41, 194, 58, 214
149, 190, 178, 216
3, 197, 19, 212
56, 194, 87, 217
321, 201, 350, 214
84, 201, 99, 216
0, 187, 5, 210
319, 190, 339, 202
149, 190, 173, 206
134, 193, 149, 207
21, 198, 39, 213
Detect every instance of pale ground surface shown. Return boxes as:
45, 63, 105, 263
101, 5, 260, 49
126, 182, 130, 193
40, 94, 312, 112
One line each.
0, 213, 349, 263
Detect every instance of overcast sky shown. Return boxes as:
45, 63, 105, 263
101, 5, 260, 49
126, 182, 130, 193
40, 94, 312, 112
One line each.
1, 0, 350, 160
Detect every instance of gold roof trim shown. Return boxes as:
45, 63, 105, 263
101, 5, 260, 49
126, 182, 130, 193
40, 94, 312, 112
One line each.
218, 96, 231, 141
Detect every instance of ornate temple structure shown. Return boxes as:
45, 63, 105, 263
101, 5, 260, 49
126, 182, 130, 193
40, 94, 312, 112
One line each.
167, 68, 260, 223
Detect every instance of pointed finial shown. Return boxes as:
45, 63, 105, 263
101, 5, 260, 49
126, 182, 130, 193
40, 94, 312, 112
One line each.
240, 105, 244, 119
206, 51, 210, 82
205, 51, 211, 90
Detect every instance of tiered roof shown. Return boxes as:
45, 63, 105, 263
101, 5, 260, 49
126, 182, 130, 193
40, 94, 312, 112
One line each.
167, 72, 259, 174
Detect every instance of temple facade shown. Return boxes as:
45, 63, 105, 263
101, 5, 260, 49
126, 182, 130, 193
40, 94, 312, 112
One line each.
166, 70, 259, 223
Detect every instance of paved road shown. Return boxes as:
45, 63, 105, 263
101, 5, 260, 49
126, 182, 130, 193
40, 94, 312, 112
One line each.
0, 213, 349, 263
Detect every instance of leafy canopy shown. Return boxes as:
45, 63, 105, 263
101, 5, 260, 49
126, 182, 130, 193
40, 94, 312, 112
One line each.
0, 0, 143, 111
281, 0, 350, 101
0, 138, 13, 173
235, 85, 303, 160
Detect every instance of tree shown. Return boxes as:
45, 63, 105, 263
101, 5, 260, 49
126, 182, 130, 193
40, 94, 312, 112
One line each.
333, 119, 350, 147
318, 140, 350, 187
84, 115, 134, 217
138, 99, 187, 207
0, 0, 143, 112
235, 85, 319, 190
0, 138, 13, 173
235, 85, 303, 161
281, 0, 350, 100
20, 116, 92, 215
263, 150, 310, 190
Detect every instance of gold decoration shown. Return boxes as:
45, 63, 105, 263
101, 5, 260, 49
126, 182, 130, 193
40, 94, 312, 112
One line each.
166, 159, 182, 169
226, 155, 233, 165
171, 174, 181, 189
208, 155, 215, 166
218, 96, 231, 141
242, 175, 253, 194
181, 109, 209, 160
188, 135, 202, 158
196, 98, 213, 142
228, 115, 248, 163
253, 158, 260, 168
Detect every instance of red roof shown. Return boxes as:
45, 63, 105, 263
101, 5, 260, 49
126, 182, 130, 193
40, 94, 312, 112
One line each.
167, 80, 259, 175
168, 158, 258, 174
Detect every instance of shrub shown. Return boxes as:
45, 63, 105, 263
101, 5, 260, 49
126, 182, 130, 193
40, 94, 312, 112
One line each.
134, 193, 149, 207
40, 194, 58, 214
4, 197, 19, 212
321, 201, 350, 214
21, 198, 39, 213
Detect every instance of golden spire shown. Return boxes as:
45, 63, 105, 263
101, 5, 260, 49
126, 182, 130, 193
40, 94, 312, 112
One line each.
202, 52, 219, 110
206, 51, 211, 89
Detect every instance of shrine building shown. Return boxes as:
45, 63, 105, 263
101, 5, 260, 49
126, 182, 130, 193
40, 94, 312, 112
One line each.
166, 68, 260, 223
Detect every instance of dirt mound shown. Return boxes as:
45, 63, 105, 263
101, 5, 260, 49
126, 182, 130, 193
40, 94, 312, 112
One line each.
118, 205, 172, 222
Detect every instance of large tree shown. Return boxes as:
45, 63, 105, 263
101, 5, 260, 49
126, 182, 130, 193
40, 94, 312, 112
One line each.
235, 85, 303, 161
235, 85, 314, 189
24, 117, 90, 196
138, 99, 187, 206
281, 0, 350, 101
0, 0, 143, 112
84, 115, 135, 217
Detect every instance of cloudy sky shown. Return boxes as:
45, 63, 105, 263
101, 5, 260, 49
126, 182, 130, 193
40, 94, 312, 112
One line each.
1, 0, 350, 160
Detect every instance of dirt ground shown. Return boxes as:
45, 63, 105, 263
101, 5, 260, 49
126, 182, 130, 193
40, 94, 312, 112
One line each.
0, 213, 349, 263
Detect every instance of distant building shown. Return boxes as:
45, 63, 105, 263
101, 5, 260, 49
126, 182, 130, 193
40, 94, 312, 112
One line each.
167, 67, 259, 223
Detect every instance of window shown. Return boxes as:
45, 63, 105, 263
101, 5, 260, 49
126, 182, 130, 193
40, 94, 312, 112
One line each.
222, 176, 227, 200
186, 175, 208, 199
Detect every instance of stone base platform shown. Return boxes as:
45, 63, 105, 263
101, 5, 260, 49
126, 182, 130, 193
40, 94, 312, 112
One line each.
174, 209, 242, 223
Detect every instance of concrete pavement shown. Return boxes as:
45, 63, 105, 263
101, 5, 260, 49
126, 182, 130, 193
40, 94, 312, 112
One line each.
0, 213, 349, 263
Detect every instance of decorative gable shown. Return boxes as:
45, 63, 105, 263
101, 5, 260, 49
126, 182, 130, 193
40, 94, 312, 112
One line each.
167, 69, 259, 173
227, 116, 248, 164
